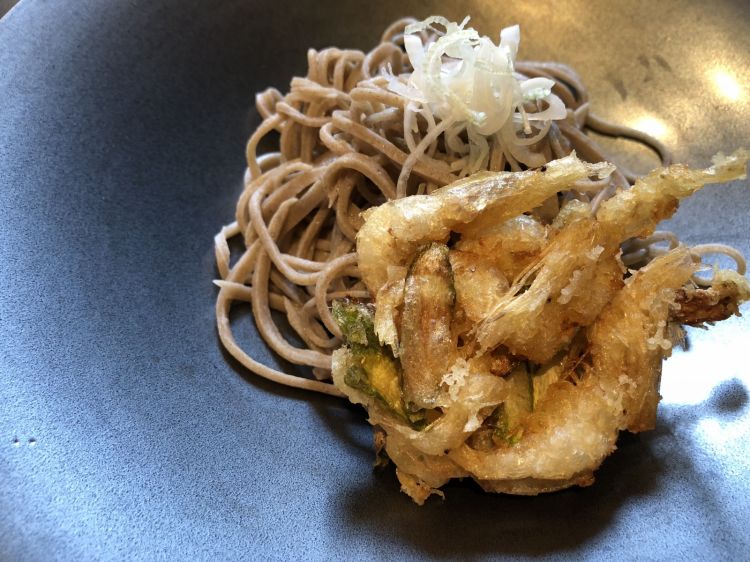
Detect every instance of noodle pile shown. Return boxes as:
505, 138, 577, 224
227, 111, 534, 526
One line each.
213, 17, 745, 397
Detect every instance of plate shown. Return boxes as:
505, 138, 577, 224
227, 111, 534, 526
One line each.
1, 1, 749, 559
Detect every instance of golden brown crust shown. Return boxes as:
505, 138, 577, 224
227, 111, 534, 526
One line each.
673, 282, 744, 326
478, 471, 596, 495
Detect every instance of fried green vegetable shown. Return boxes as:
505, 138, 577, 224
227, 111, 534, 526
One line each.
332, 300, 379, 349
344, 351, 403, 416
333, 300, 424, 427
487, 405, 524, 447
502, 364, 533, 427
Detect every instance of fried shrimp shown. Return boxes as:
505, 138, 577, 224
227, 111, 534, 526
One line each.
331, 150, 750, 503
451, 248, 698, 491
356, 153, 615, 295
474, 149, 750, 362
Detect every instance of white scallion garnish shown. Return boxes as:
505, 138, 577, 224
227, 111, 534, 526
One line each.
387, 16, 567, 175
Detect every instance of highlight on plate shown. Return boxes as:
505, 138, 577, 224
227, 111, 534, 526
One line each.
213, 16, 750, 504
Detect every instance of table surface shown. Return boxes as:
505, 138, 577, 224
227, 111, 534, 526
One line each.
1, 0, 749, 560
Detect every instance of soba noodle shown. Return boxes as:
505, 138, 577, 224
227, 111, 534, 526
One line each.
214, 17, 744, 397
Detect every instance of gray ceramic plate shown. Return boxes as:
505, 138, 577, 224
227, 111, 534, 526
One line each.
2, 1, 749, 559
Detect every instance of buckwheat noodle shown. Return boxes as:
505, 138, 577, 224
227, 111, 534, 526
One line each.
213, 18, 744, 397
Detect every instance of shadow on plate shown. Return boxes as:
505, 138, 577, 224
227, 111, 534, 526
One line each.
325, 428, 667, 556
320, 377, 749, 556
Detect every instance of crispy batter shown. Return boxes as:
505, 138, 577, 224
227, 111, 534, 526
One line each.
456, 214, 549, 281
334, 150, 750, 503
450, 248, 697, 484
357, 154, 615, 295
475, 149, 750, 362
400, 244, 456, 408
475, 218, 625, 362
449, 249, 509, 325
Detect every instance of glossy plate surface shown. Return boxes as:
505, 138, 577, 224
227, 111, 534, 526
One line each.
1, 1, 748, 559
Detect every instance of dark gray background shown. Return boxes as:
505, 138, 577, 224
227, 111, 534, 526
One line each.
2, 1, 749, 560
0, 1, 17, 18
